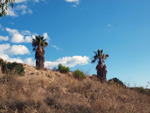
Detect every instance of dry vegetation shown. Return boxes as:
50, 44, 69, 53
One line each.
0, 64, 150, 113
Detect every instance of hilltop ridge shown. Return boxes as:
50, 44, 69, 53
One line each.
0, 59, 150, 113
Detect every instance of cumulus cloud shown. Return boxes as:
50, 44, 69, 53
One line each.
7, 45, 30, 55
23, 58, 35, 66
45, 56, 89, 69
0, 44, 30, 56
0, 53, 24, 63
0, 44, 11, 54
4, 27, 50, 44
6, 28, 33, 43
22, 56, 89, 69
6, 28, 24, 43
0, 53, 89, 70
0, 36, 9, 41
25, 36, 32, 43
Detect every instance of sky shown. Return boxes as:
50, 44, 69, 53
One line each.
0, 0, 150, 88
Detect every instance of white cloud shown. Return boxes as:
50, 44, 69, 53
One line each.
0, 44, 30, 56
0, 44, 11, 54
6, 28, 33, 43
25, 36, 32, 43
65, 0, 80, 7
43, 32, 50, 42
6, 28, 25, 43
0, 53, 24, 63
12, 4, 32, 16
7, 45, 30, 55
15, 0, 28, 3
23, 58, 35, 66
0, 43, 89, 69
45, 56, 89, 69
0, 36, 9, 41
5, 27, 50, 44
65, 0, 79, 2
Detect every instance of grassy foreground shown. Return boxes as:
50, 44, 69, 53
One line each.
0, 64, 150, 113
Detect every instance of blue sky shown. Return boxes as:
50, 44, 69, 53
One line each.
0, 0, 150, 88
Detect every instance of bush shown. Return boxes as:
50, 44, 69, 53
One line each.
74, 69, 85, 80
58, 64, 70, 73
108, 77, 126, 87
0, 61, 24, 76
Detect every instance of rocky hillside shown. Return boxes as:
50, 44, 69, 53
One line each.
0, 62, 150, 113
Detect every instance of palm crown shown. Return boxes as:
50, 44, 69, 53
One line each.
91, 49, 109, 63
32, 35, 48, 51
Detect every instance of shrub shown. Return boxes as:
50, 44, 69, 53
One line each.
1, 61, 24, 76
74, 69, 85, 80
108, 77, 126, 87
58, 64, 70, 73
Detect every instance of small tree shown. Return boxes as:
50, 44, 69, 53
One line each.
91, 49, 109, 82
74, 69, 85, 80
0, 0, 15, 17
58, 64, 70, 73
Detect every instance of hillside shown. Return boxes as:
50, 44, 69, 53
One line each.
0, 63, 150, 113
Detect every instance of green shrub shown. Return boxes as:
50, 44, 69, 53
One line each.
74, 69, 85, 80
58, 64, 70, 73
1, 61, 24, 76
108, 78, 126, 87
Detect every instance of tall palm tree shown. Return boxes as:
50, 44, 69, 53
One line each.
91, 49, 109, 82
32, 35, 48, 69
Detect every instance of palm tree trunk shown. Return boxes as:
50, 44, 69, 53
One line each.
96, 60, 106, 82
35, 47, 45, 69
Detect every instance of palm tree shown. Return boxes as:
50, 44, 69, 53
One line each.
32, 35, 48, 69
91, 49, 109, 82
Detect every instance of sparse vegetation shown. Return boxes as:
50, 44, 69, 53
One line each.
74, 69, 85, 80
0, 67, 150, 113
58, 64, 70, 73
108, 77, 126, 87
0, 59, 24, 76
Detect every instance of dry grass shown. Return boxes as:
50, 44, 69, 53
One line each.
0, 64, 150, 113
